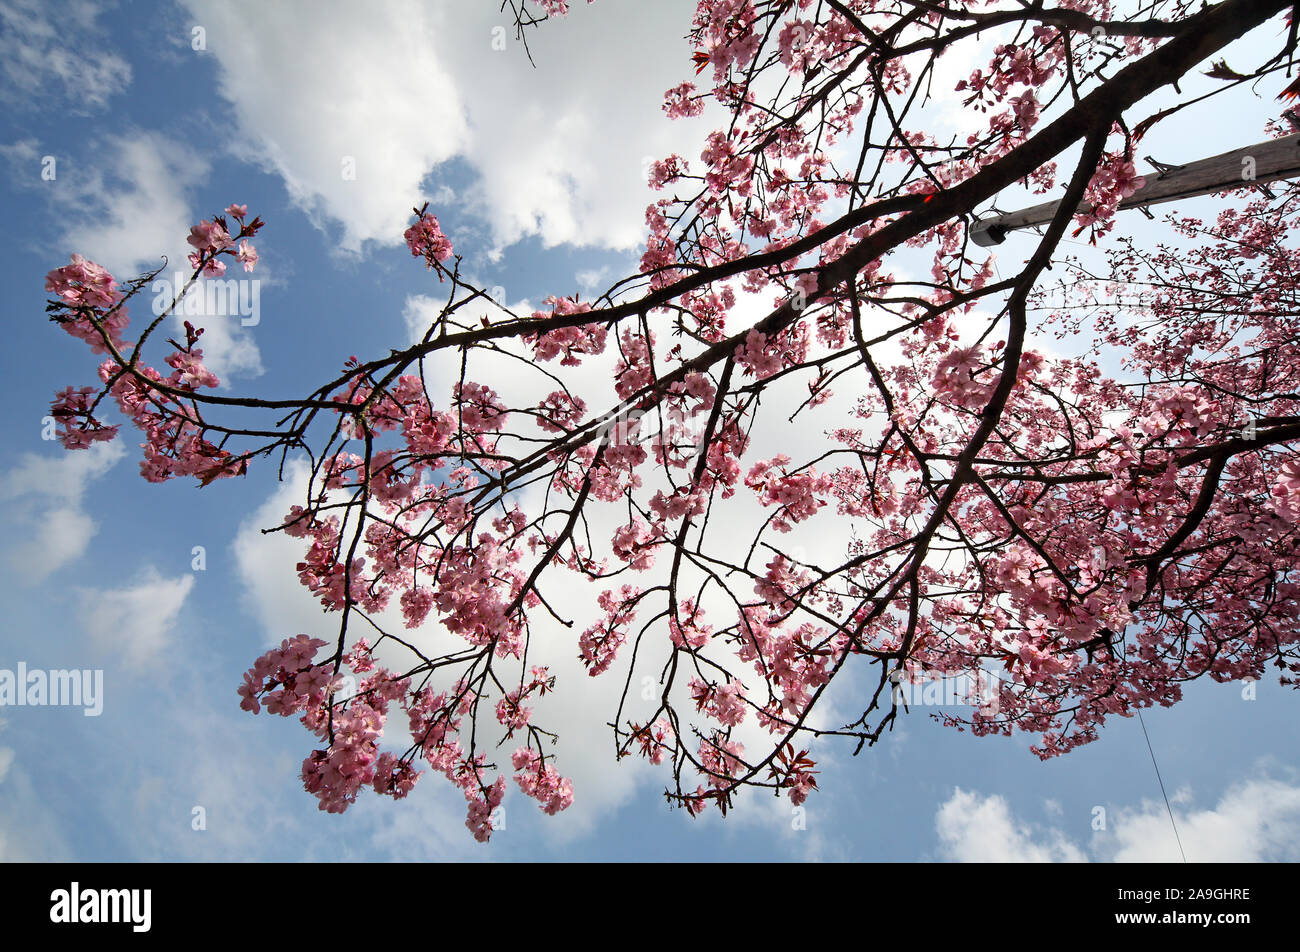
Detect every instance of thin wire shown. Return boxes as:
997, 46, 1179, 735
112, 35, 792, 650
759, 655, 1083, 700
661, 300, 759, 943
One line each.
1137, 708, 1188, 863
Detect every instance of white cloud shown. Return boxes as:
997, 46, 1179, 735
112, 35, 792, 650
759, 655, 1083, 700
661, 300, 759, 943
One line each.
179, 0, 468, 255
402, 294, 449, 348
935, 776, 1300, 862
0, 440, 126, 584
0, 439, 123, 503
0, 718, 74, 861
936, 787, 1089, 862
56, 132, 208, 278
576, 267, 612, 296
1105, 778, 1300, 862
77, 568, 195, 665
232, 461, 336, 642
0, 136, 40, 167
0, 0, 131, 112
0, 765, 74, 861
434, 0, 709, 254
179, 0, 706, 256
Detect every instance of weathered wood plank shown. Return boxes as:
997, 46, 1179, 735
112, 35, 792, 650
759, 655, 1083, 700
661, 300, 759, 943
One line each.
971, 133, 1300, 245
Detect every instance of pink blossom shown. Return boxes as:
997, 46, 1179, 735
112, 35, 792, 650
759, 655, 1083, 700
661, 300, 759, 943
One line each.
187, 219, 233, 255
236, 240, 258, 272
404, 211, 454, 267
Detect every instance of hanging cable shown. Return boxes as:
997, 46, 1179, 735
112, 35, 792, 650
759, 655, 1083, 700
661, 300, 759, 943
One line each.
1137, 708, 1188, 863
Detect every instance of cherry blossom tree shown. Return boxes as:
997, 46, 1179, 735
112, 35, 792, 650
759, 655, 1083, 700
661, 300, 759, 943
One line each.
41, 0, 1300, 840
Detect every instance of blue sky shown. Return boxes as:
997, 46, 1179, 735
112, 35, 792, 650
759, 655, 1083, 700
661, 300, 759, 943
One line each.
0, 0, 1298, 862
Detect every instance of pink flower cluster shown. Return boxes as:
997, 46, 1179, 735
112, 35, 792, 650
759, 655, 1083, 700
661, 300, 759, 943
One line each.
301, 699, 387, 812
648, 153, 689, 189
689, 677, 748, 727
239, 637, 430, 814
745, 455, 833, 531
579, 586, 641, 675
669, 598, 713, 649
46, 254, 120, 309
45, 210, 262, 481
738, 601, 847, 732
301, 669, 416, 814
649, 485, 707, 523
95, 352, 241, 482
613, 326, 657, 400
735, 325, 809, 380
535, 390, 587, 434
1271, 459, 1300, 521
187, 219, 233, 276
527, 296, 607, 366
45, 254, 130, 354
692, 0, 762, 79
404, 211, 454, 268
1076, 154, 1146, 236
777, 19, 818, 72
931, 345, 993, 410
464, 778, 507, 842
237, 635, 334, 717
186, 205, 261, 276
166, 349, 220, 390
287, 509, 372, 612
494, 666, 553, 735
405, 686, 510, 841
430, 538, 528, 659
535, 0, 594, 15
664, 81, 704, 119
701, 131, 755, 196
511, 746, 575, 815
611, 516, 657, 570
627, 718, 675, 766
50, 386, 118, 448
698, 734, 746, 788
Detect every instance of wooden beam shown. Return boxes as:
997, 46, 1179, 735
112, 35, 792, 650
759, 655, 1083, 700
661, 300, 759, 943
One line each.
970, 133, 1300, 246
